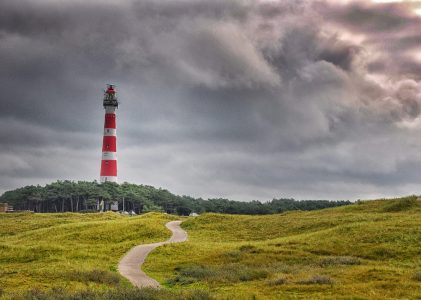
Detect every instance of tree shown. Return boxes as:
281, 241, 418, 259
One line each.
0, 181, 351, 215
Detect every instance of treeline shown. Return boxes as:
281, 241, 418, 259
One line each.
0, 181, 351, 215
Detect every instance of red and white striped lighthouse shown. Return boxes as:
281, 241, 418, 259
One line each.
100, 84, 119, 183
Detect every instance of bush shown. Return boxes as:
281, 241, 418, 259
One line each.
267, 277, 287, 286
299, 275, 334, 285
169, 264, 268, 285
319, 256, 361, 267
65, 269, 120, 285
382, 197, 417, 212
368, 247, 396, 260
237, 268, 268, 281
239, 245, 261, 253
11, 287, 213, 300
178, 265, 217, 279
223, 250, 241, 262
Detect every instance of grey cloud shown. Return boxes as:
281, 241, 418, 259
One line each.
1, 0, 421, 201
317, 39, 361, 71
319, 1, 421, 32
316, 0, 421, 80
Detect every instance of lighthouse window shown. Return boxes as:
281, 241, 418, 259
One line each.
106, 145, 109, 149
105, 161, 109, 165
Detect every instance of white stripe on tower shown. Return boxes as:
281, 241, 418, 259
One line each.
104, 128, 116, 136
102, 152, 117, 160
100, 84, 118, 183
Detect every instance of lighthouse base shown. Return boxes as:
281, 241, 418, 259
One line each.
100, 176, 118, 183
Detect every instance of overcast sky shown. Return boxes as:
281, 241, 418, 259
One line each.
1, 0, 421, 201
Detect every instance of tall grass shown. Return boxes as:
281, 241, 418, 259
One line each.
167, 263, 268, 286
1, 199, 421, 299
382, 196, 418, 212
8, 287, 212, 300
0, 212, 178, 297
144, 198, 421, 299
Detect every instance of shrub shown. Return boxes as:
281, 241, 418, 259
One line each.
65, 269, 120, 285
267, 277, 287, 286
166, 276, 197, 286
368, 247, 396, 259
169, 264, 268, 285
185, 290, 213, 300
178, 265, 217, 279
223, 250, 241, 261
239, 245, 261, 253
11, 287, 213, 300
168, 265, 215, 285
319, 256, 361, 267
382, 197, 417, 212
299, 275, 334, 285
217, 264, 268, 282
237, 268, 268, 281
14, 288, 46, 300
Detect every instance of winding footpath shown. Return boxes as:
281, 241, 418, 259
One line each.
118, 220, 188, 288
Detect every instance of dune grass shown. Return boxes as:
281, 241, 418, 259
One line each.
144, 196, 421, 299
5, 287, 212, 300
1, 198, 420, 299
0, 212, 179, 298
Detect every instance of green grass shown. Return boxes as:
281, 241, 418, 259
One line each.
144, 196, 421, 299
6, 287, 212, 300
1, 198, 421, 299
0, 212, 179, 298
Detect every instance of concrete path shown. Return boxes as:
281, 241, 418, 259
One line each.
117, 220, 188, 288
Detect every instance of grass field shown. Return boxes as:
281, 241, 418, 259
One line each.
0, 212, 180, 298
144, 197, 421, 299
0, 198, 420, 299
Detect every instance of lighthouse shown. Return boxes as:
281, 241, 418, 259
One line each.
100, 84, 119, 183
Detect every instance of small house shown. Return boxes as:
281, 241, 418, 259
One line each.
0, 203, 13, 213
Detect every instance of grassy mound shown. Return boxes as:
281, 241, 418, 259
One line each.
144, 197, 421, 299
1, 198, 420, 299
0, 212, 178, 297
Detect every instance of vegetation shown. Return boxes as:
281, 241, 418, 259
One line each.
144, 196, 421, 299
0, 181, 350, 215
0, 212, 179, 298
1, 196, 420, 299
7, 287, 212, 300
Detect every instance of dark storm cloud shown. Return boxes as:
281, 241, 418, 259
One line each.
316, 1, 421, 79
320, 1, 420, 32
1, 0, 421, 200
317, 39, 361, 71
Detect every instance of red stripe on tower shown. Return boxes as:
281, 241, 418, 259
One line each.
104, 113, 116, 128
102, 136, 117, 152
100, 84, 119, 183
